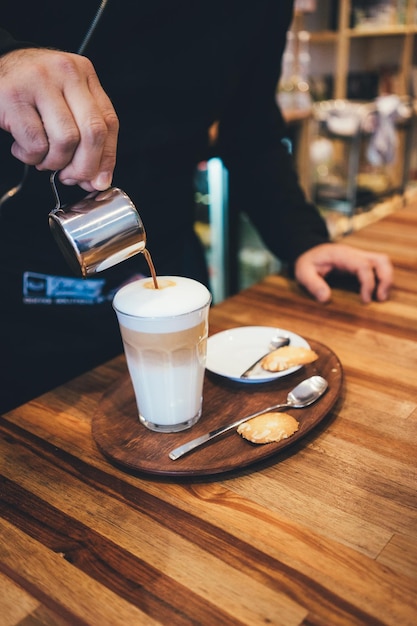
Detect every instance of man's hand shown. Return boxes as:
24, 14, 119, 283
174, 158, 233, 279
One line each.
0, 47, 119, 191
294, 243, 394, 303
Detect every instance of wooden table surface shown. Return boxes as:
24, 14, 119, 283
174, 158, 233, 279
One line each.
1, 204, 417, 625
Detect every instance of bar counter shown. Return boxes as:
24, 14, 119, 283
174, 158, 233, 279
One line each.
1, 203, 417, 625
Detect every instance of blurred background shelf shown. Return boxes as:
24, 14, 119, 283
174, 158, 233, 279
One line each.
298, 0, 417, 100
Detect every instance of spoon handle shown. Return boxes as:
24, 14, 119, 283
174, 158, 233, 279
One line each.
169, 402, 289, 460
240, 351, 275, 378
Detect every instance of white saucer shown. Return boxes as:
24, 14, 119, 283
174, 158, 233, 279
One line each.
206, 326, 310, 384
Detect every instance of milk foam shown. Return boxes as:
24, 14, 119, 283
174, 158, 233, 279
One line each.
113, 276, 211, 317
113, 276, 211, 333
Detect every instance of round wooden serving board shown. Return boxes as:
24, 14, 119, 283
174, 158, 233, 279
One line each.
92, 339, 343, 477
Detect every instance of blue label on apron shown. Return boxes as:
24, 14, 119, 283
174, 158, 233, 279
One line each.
23, 271, 109, 305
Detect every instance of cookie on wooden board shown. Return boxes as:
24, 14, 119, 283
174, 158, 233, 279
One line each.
237, 411, 299, 444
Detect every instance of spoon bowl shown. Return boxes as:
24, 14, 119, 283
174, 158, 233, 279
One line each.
169, 375, 328, 460
240, 334, 290, 378
287, 375, 328, 407
270, 334, 290, 349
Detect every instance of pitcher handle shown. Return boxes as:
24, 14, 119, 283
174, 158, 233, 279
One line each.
50, 170, 63, 210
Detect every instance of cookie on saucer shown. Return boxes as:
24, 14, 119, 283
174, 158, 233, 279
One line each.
261, 345, 318, 372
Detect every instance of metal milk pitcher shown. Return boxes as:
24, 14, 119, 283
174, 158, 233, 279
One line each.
48, 171, 146, 277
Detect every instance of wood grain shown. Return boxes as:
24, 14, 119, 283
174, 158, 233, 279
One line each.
1, 204, 417, 625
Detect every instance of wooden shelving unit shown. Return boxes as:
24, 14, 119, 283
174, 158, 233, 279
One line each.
288, 1, 417, 214
298, 0, 417, 100
279, 1, 417, 254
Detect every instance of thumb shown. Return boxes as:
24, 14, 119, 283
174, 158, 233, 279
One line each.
295, 264, 332, 303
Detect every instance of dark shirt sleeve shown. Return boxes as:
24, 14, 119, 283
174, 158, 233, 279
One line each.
0, 26, 36, 56
219, 124, 330, 267
215, 5, 330, 267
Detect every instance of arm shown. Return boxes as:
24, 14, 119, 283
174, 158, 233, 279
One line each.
216, 7, 393, 302
216, 4, 328, 265
0, 28, 118, 191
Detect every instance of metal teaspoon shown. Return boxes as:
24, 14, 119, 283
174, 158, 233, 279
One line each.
169, 375, 328, 460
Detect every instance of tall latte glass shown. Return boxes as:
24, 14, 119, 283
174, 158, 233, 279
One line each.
113, 276, 211, 433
